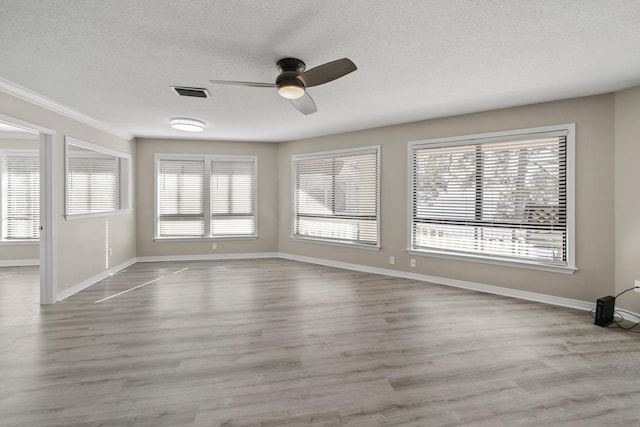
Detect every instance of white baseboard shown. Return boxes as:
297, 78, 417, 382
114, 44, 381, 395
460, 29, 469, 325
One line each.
135, 252, 280, 263
278, 252, 595, 312
56, 258, 137, 301
611, 308, 640, 323
0, 258, 39, 267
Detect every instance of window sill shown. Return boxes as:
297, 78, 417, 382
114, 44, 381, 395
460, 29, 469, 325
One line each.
0, 240, 39, 245
407, 249, 576, 274
291, 236, 381, 251
154, 235, 258, 242
65, 209, 133, 220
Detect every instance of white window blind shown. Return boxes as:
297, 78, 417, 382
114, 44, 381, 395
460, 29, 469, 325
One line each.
293, 147, 379, 246
2, 153, 39, 240
156, 155, 256, 239
158, 159, 205, 237
211, 159, 256, 236
411, 131, 568, 267
66, 144, 119, 215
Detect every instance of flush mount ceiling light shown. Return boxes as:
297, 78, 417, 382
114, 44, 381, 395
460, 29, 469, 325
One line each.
170, 117, 205, 132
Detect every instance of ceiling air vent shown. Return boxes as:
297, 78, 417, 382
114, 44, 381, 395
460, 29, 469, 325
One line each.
171, 86, 210, 98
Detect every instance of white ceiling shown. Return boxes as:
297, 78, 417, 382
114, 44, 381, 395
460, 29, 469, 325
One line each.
1, 1, 640, 142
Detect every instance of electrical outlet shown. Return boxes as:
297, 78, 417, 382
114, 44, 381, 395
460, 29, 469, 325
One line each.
635, 280, 640, 293
211, 243, 217, 250
108, 247, 113, 256
410, 259, 416, 268
389, 256, 395, 265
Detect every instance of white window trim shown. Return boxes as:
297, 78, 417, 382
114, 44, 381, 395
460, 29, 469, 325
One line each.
64, 136, 132, 220
291, 145, 381, 249
154, 153, 258, 240
0, 149, 40, 243
407, 124, 576, 273
290, 236, 381, 251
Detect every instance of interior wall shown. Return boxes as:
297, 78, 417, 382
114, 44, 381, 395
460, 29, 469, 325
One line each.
0, 91, 137, 294
0, 138, 39, 261
0, 139, 38, 149
0, 244, 38, 262
615, 86, 640, 313
135, 138, 279, 257
0, 86, 626, 306
278, 94, 615, 304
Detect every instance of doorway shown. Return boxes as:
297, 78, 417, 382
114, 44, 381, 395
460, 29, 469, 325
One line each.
0, 115, 55, 305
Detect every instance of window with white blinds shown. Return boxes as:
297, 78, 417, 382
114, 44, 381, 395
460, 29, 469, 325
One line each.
410, 126, 574, 270
158, 158, 204, 237
1, 151, 39, 241
293, 146, 379, 247
211, 159, 256, 236
156, 155, 256, 239
65, 138, 131, 217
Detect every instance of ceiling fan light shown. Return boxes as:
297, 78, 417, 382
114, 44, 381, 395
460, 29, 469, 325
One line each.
277, 80, 305, 99
170, 117, 205, 132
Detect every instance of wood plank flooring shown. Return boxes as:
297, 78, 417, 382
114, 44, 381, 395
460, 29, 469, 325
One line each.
1, 259, 640, 426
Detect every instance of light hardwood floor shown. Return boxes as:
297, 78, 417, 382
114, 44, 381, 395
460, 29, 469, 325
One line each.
2, 259, 640, 426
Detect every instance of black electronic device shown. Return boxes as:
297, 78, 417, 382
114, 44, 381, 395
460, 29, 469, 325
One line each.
594, 296, 615, 327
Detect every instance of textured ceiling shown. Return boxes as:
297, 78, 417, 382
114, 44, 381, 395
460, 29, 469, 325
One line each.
1, 0, 640, 142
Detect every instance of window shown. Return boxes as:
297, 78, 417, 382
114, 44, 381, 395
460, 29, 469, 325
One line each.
1, 150, 39, 241
157, 157, 204, 237
409, 125, 574, 272
65, 137, 131, 218
293, 146, 379, 247
156, 154, 257, 239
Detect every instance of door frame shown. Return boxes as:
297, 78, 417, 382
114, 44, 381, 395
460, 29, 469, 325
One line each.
39, 132, 56, 304
0, 113, 56, 304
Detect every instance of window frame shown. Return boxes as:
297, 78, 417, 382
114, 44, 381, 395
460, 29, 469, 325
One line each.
407, 124, 576, 274
0, 149, 40, 243
64, 137, 132, 220
154, 153, 258, 241
291, 145, 381, 250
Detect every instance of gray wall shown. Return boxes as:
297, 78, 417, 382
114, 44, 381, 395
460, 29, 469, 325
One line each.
135, 138, 279, 257
278, 94, 615, 303
615, 86, 640, 313
0, 91, 137, 293
3, 86, 638, 308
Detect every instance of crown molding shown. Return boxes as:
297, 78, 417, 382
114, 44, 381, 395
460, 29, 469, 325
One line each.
0, 77, 133, 141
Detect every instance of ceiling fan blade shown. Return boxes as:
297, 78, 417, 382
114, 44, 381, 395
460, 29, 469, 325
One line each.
291, 92, 317, 115
208, 79, 275, 88
298, 58, 357, 88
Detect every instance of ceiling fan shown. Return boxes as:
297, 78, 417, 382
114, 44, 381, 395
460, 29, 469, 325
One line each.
209, 57, 357, 115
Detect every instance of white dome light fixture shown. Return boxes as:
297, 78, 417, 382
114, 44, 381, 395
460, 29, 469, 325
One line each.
278, 83, 305, 99
276, 77, 305, 100
170, 117, 205, 132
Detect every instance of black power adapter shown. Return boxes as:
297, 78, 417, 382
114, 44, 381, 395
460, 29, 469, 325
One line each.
594, 296, 615, 327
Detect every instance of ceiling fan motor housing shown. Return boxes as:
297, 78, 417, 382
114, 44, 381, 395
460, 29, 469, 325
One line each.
276, 58, 307, 99
276, 58, 306, 74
